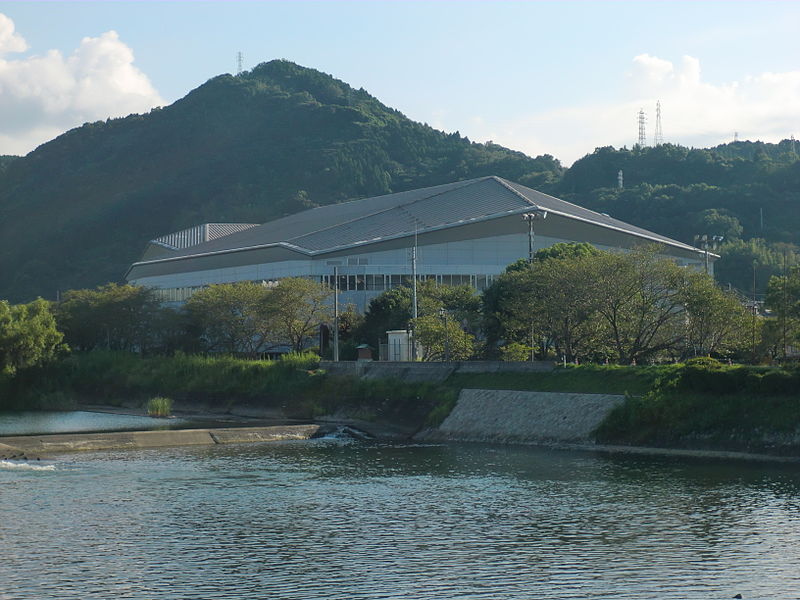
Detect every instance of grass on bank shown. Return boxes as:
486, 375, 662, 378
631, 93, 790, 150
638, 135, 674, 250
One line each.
445, 364, 673, 396
147, 396, 173, 417
595, 358, 800, 452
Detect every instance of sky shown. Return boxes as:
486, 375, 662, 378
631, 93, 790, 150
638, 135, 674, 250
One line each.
0, 0, 798, 165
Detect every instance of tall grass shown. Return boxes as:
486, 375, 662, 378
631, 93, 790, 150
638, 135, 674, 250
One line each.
147, 396, 173, 417
29, 351, 323, 408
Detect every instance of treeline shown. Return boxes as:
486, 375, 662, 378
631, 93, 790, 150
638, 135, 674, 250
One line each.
2, 244, 796, 376
557, 143, 800, 295
354, 244, 757, 364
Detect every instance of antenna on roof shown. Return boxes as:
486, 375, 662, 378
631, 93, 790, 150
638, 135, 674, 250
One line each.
236, 51, 244, 75
637, 109, 647, 147
653, 101, 663, 146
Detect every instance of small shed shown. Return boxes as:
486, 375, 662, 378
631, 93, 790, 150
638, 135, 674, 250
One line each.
386, 330, 414, 361
356, 344, 373, 362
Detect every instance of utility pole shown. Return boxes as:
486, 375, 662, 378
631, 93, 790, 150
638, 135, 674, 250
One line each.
333, 266, 339, 362
752, 260, 757, 363
783, 249, 788, 360
411, 227, 418, 360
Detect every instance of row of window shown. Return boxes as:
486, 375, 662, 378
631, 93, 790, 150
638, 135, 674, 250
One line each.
318, 273, 496, 292
153, 273, 497, 302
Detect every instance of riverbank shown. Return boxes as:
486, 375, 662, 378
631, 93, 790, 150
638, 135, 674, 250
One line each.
2, 352, 799, 459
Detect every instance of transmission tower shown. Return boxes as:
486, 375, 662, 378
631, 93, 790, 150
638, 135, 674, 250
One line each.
236, 51, 244, 75
637, 109, 647, 147
653, 100, 664, 146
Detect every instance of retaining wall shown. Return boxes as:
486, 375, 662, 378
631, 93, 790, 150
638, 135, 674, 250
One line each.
320, 360, 555, 382
425, 389, 624, 444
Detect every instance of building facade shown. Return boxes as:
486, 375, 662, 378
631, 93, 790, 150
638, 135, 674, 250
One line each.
126, 176, 710, 311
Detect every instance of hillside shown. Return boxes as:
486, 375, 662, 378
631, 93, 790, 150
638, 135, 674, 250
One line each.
0, 60, 561, 302
0, 59, 798, 302
555, 143, 800, 293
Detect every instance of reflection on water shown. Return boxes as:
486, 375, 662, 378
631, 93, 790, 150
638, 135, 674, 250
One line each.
1, 441, 799, 599
0, 410, 187, 435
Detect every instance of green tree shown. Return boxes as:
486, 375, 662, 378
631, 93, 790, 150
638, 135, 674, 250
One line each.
585, 248, 689, 363
355, 281, 480, 348
682, 271, 751, 358
56, 283, 162, 352
269, 277, 332, 352
765, 265, 800, 354
413, 313, 475, 361
185, 282, 276, 356
0, 299, 66, 374
533, 241, 601, 261
355, 286, 413, 347
483, 245, 606, 361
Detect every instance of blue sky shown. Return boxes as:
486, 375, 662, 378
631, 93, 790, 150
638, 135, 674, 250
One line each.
1, 1, 798, 164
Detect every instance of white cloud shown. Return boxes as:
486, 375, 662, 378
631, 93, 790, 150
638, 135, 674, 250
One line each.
0, 13, 27, 54
463, 54, 800, 166
0, 15, 162, 155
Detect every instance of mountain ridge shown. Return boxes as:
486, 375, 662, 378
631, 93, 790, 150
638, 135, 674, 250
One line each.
0, 59, 797, 302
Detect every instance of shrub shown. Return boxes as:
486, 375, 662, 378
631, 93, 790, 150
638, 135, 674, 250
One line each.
147, 396, 173, 417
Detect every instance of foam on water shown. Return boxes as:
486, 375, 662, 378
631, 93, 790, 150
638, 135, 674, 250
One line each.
0, 459, 56, 472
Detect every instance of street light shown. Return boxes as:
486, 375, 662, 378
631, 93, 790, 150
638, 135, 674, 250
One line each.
693, 234, 724, 275
522, 208, 548, 264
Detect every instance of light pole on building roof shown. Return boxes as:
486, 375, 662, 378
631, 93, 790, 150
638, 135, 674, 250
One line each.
522, 208, 548, 264
693, 234, 724, 275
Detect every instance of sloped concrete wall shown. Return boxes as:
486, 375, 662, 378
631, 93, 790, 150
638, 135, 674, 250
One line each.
430, 389, 624, 444
321, 360, 555, 383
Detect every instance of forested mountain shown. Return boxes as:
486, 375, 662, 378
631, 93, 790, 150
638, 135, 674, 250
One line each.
0, 59, 797, 302
556, 143, 800, 293
0, 60, 561, 302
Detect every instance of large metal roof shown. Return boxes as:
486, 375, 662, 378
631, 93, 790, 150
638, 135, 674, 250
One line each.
132, 176, 700, 267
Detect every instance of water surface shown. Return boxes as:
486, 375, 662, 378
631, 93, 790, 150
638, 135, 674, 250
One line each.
1, 441, 798, 599
0, 410, 187, 436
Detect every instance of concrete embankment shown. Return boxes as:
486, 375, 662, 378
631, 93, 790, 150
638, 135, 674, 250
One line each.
420, 388, 624, 444
0, 424, 319, 457
321, 360, 554, 383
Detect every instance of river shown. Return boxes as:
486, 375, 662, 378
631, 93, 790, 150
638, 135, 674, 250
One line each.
1, 440, 799, 599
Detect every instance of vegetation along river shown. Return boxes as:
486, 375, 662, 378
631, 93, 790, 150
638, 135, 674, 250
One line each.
2, 439, 799, 599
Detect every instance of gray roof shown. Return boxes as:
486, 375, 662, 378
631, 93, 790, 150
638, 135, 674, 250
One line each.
133, 176, 699, 266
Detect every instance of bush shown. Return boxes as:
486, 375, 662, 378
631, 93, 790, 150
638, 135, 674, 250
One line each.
147, 396, 173, 417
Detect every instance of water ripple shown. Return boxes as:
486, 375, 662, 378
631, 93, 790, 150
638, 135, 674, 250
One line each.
1, 442, 799, 599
